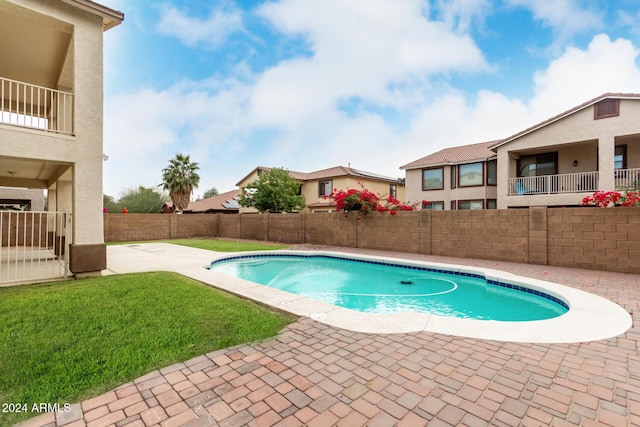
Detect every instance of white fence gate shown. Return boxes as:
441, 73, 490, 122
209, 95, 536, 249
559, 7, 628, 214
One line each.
0, 211, 71, 284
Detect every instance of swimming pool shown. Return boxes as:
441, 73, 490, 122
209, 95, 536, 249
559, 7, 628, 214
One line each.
203, 250, 631, 343
209, 254, 568, 321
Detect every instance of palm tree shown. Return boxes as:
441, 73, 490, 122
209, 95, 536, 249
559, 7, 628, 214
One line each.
161, 154, 200, 213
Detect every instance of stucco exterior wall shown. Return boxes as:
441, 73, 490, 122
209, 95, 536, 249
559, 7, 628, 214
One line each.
497, 99, 640, 208
404, 164, 497, 210
0, 187, 44, 210
0, 0, 122, 275
0, 1, 105, 243
238, 170, 406, 213
303, 176, 406, 212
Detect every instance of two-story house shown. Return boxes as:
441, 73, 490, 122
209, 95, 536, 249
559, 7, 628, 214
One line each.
493, 93, 640, 208
403, 93, 640, 209
401, 141, 498, 210
237, 166, 406, 213
0, 0, 123, 280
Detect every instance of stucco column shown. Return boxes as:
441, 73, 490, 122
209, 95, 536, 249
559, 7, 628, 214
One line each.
67, 14, 107, 277
496, 150, 510, 209
597, 135, 615, 190
69, 159, 106, 276
53, 181, 72, 256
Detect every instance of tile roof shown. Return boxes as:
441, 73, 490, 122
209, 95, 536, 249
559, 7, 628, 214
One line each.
400, 140, 499, 170
184, 189, 241, 213
239, 166, 403, 185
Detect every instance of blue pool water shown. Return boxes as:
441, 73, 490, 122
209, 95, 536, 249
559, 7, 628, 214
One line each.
209, 254, 568, 321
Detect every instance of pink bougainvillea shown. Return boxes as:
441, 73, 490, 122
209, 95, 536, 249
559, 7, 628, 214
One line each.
581, 190, 640, 208
324, 182, 426, 216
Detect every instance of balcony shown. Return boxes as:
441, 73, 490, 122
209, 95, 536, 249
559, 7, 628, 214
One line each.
1, 76, 74, 135
508, 169, 640, 196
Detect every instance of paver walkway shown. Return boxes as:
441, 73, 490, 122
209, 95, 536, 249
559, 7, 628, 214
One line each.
15, 244, 640, 427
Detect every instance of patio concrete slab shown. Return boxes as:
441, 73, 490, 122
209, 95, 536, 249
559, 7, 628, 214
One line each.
13, 242, 640, 427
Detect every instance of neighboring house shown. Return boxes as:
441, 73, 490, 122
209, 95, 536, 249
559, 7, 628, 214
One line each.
401, 141, 498, 210
0, 187, 45, 211
184, 189, 241, 214
237, 166, 406, 213
403, 93, 640, 210
493, 93, 640, 209
0, 1, 123, 275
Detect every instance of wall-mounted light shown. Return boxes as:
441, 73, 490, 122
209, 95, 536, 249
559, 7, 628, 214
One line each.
573, 160, 578, 167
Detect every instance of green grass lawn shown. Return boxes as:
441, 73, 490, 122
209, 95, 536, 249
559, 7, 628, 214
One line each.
0, 272, 297, 425
108, 238, 289, 252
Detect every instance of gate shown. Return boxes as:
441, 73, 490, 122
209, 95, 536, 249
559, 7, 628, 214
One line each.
0, 211, 71, 284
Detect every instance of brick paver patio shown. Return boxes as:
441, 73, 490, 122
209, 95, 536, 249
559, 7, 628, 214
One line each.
15, 247, 640, 427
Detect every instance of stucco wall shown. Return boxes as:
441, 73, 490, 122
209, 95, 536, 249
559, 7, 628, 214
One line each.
497, 99, 640, 208
404, 166, 497, 210
105, 208, 640, 274
0, 1, 109, 247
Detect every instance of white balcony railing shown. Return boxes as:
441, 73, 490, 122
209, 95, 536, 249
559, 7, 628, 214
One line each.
615, 168, 640, 190
508, 169, 640, 196
508, 171, 599, 196
0, 76, 74, 135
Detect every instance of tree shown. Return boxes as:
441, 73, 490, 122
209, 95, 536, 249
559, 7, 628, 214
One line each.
161, 154, 200, 213
103, 194, 120, 213
202, 187, 219, 199
117, 186, 169, 213
238, 167, 305, 213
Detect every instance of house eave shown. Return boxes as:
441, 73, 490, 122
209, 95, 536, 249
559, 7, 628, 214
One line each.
401, 156, 497, 170
61, 0, 124, 30
490, 93, 640, 151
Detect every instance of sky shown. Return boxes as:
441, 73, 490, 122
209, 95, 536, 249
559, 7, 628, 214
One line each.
100, 0, 640, 200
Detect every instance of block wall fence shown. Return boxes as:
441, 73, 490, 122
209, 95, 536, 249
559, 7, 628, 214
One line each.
103, 208, 640, 274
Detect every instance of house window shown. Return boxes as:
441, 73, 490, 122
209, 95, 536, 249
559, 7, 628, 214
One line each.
423, 201, 443, 210
615, 145, 627, 170
594, 99, 620, 119
458, 200, 484, 210
517, 152, 558, 177
389, 184, 397, 199
422, 168, 444, 190
318, 180, 333, 197
486, 199, 497, 209
486, 160, 497, 186
450, 165, 457, 189
459, 163, 484, 187
450, 200, 457, 210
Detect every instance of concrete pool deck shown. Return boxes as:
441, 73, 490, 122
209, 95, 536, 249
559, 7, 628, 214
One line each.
18, 242, 640, 427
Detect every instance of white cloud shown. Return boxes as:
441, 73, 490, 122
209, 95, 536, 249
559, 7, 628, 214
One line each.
435, 0, 492, 34
103, 77, 255, 197
156, 3, 243, 48
530, 34, 640, 120
505, 0, 603, 49
251, 0, 488, 127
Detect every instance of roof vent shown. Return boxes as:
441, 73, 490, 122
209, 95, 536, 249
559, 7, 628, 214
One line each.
594, 99, 620, 119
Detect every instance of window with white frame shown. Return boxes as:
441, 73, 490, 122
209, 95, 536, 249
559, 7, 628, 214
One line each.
389, 184, 397, 199
318, 180, 333, 197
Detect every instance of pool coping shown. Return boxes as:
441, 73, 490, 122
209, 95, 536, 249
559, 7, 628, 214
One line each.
194, 250, 632, 344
